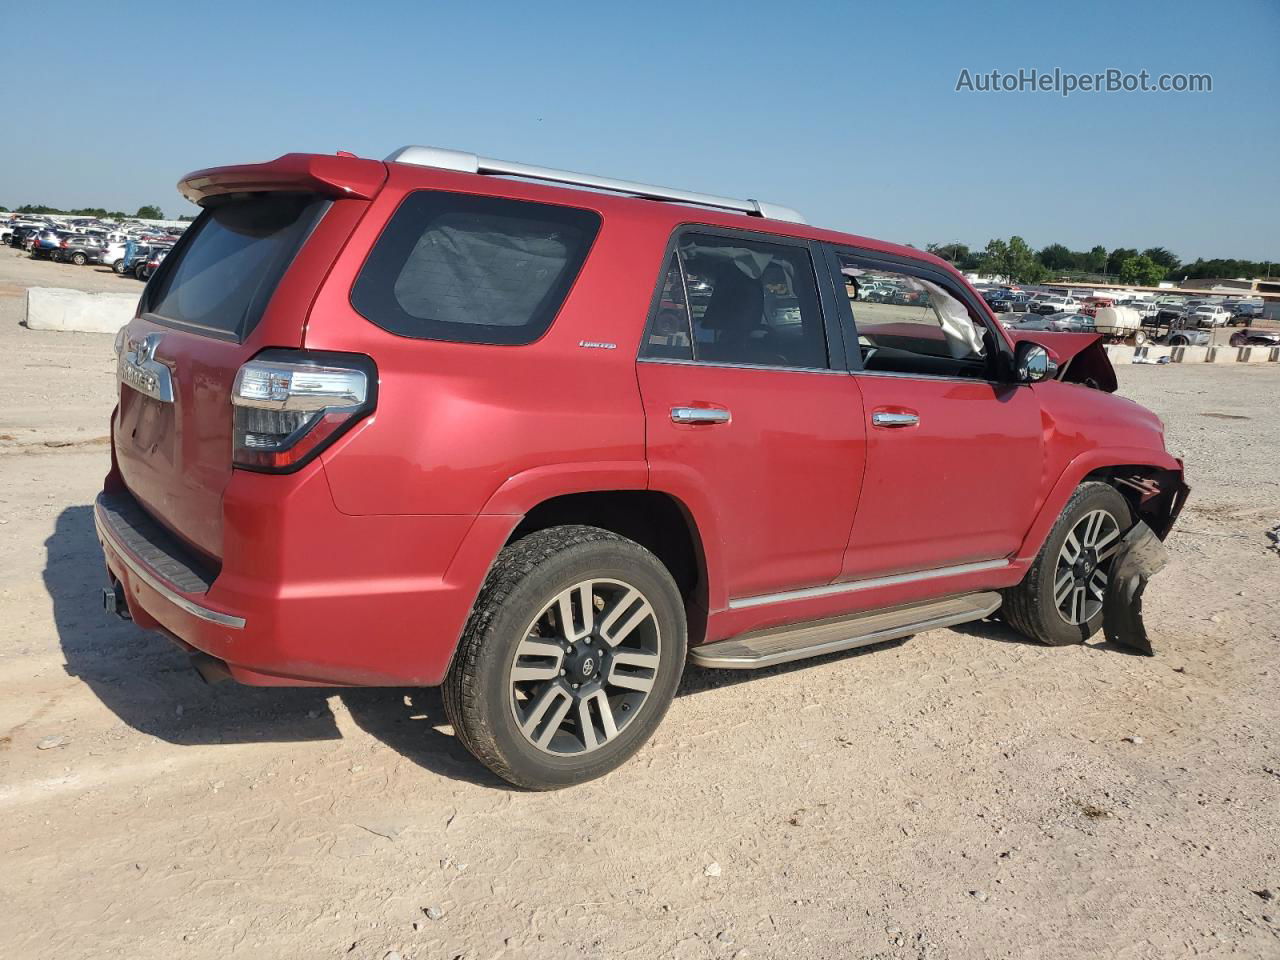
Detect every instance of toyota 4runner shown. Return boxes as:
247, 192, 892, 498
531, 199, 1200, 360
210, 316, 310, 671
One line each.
97, 146, 1188, 788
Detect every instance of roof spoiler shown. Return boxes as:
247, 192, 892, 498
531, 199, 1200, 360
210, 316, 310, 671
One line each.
178, 154, 388, 206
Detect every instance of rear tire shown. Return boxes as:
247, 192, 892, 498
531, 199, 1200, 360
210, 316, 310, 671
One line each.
1002, 482, 1132, 646
443, 525, 686, 790
71, 252, 86, 266
112, 259, 126, 274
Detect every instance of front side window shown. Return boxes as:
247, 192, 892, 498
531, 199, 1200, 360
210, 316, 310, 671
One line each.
642, 232, 829, 370
352, 191, 601, 345
836, 253, 991, 379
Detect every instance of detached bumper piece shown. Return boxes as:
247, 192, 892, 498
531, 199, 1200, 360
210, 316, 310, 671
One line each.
1102, 520, 1169, 656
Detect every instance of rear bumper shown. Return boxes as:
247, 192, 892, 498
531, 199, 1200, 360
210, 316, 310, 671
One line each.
94, 467, 518, 687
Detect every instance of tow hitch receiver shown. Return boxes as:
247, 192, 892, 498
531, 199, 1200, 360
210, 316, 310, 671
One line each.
102, 580, 131, 620
1102, 520, 1169, 655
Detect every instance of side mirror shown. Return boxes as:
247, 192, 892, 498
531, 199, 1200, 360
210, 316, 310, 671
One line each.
1014, 340, 1058, 383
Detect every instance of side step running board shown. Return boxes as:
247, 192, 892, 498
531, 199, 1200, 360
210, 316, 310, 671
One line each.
689, 592, 1003, 670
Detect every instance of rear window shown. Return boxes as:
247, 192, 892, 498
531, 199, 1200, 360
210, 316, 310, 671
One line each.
351, 191, 601, 345
144, 192, 328, 340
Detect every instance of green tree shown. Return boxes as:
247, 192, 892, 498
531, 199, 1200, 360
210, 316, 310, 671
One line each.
1141, 247, 1180, 272
1084, 245, 1108, 274
1106, 247, 1138, 276
134, 205, 164, 220
926, 241, 971, 265
1037, 243, 1075, 271
1006, 236, 1047, 283
1118, 255, 1166, 286
979, 238, 1011, 279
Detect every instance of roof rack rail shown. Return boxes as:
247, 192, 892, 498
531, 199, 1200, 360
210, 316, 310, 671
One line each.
384, 145, 805, 224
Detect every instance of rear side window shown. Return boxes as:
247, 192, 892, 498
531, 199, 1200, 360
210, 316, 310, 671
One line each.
642, 232, 829, 370
351, 192, 601, 345
145, 192, 328, 340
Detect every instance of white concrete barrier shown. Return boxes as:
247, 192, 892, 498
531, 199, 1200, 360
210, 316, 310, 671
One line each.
24, 287, 139, 334
1206, 346, 1240, 364
1171, 345, 1209, 363
1105, 345, 1136, 364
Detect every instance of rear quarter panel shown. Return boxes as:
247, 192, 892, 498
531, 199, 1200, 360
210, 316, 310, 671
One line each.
303, 165, 669, 519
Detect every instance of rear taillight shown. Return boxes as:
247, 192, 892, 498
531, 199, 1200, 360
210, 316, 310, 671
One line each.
231, 351, 376, 473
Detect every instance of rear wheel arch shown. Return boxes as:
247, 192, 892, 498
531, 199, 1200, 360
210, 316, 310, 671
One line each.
503, 490, 710, 646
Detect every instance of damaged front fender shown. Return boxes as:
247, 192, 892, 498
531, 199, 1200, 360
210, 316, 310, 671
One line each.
1102, 520, 1169, 655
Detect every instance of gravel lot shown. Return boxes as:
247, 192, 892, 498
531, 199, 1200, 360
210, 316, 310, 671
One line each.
1, 246, 1277, 960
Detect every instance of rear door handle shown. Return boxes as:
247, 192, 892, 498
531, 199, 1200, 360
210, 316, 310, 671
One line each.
871, 411, 919, 428
671, 406, 731, 425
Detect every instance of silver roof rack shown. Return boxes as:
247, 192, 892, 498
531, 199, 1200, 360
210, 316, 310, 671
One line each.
384, 145, 805, 224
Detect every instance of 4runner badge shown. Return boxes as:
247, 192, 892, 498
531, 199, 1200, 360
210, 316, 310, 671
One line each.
118, 333, 175, 403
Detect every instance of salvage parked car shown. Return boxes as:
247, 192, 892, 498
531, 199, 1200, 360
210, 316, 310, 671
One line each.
984, 290, 1033, 313
1029, 293, 1079, 315
8, 224, 43, 249
29, 229, 70, 259
1229, 327, 1280, 348
96, 147, 1188, 788
1010, 312, 1096, 333
1185, 304, 1232, 327
1227, 301, 1263, 325
133, 247, 169, 281
51, 234, 107, 266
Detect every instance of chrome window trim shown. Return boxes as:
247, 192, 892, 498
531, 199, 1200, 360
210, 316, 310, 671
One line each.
728, 559, 1010, 610
637, 357, 845, 376
852, 368, 1013, 387
94, 502, 247, 630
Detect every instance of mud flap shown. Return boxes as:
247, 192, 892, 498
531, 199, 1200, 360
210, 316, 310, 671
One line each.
1102, 520, 1169, 655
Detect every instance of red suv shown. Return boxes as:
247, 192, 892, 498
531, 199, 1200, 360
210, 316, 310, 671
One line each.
97, 147, 1187, 788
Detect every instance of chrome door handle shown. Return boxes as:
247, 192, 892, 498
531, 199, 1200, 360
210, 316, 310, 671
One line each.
872, 411, 919, 428
671, 406, 731, 425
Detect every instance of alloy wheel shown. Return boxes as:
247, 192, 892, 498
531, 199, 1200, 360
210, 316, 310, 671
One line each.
508, 578, 661, 756
1053, 509, 1121, 625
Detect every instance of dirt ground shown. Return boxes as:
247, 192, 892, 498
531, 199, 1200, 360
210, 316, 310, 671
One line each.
1, 245, 1278, 960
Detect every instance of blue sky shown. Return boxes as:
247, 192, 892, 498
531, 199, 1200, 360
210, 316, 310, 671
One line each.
2, 0, 1276, 263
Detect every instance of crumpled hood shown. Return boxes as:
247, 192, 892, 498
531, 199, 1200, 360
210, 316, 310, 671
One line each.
1004, 329, 1118, 392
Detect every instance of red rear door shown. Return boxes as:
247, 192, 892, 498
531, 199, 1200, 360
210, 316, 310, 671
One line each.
637, 230, 865, 607
112, 171, 380, 559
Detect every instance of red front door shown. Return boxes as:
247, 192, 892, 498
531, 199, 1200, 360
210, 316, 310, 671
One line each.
841, 375, 1043, 581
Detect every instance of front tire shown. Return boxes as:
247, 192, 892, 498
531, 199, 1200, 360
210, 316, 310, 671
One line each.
71, 252, 86, 266
443, 525, 686, 789
1002, 482, 1132, 646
